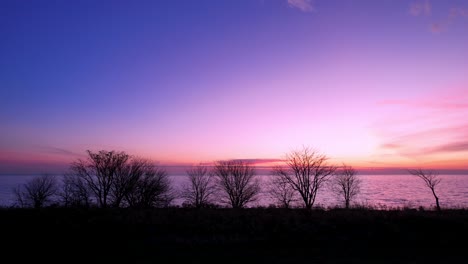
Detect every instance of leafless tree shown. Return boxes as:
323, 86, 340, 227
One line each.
213, 160, 260, 208
273, 147, 336, 209
267, 175, 297, 208
110, 158, 150, 207
13, 175, 58, 208
182, 165, 217, 208
12, 186, 25, 208
69, 150, 129, 208
408, 168, 442, 211
331, 163, 361, 209
124, 165, 173, 208
69, 150, 174, 208
60, 174, 92, 207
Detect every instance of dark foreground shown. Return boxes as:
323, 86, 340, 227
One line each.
1, 208, 467, 263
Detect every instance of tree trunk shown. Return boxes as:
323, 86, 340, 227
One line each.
435, 196, 440, 211
431, 188, 440, 211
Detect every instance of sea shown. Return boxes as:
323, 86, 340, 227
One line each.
1, 174, 467, 209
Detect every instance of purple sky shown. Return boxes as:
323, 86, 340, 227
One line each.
1, 0, 468, 174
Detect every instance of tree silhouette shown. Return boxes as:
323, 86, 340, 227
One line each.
214, 160, 260, 208
68, 150, 173, 208
111, 158, 150, 207
13, 175, 58, 208
273, 147, 336, 209
124, 162, 173, 208
60, 174, 91, 207
409, 168, 442, 211
70, 150, 129, 208
267, 175, 297, 208
331, 163, 360, 209
182, 165, 217, 208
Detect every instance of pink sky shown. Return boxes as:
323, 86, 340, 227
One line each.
1, 0, 468, 174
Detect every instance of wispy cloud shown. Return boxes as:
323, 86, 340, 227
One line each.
229, 158, 284, 165
374, 88, 468, 164
287, 0, 315, 13
430, 23, 444, 33
378, 99, 468, 109
380, 143, 401, 150
409, 0, 431, 16
449, 7, 468, 19
431, 141, 468, 153
379, 124, 468, 155
409, 1, 468, 33
423, 6, 467, 33
36, 146, 82, 157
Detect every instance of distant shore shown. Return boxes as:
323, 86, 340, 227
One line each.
1, 207, 467, 263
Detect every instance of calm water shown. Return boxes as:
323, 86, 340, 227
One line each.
1, 174, 467, 209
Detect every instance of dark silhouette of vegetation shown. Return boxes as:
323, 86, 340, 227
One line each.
109, 158, 144, 207
110, 158, 171, 207
68, 150, 173, 208
214, 160, 260, 208
2, 208, 468, 264
70, 150, 129, 208
124, 163, 174, 208
332, 163, 361, 209
13, 175, 58, 208
3, 150, 467, 264
267, 175, 297, 208
60, 174, 91, 207
4, 149, 460, 216
181, 165, 217, 208
409, 168, 442, 211
273, 147, 337, 209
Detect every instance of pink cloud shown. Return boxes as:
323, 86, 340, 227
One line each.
428, 7, 468, 34
409, 0, 431, 16
409, 1, 468, 34
287, 0, 315, 13
430, 23, 443, 33
379, 124, 468, 153
449, 7, 468, 19
380, 143, 401, 150
377, 98, 468, 110
374, 87, 468, 164
229, 158, 284, 165
431, 141, 468, 153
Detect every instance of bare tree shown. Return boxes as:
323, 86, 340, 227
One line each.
182, 165, 217, 208
13, 175, 58, 208
331, 163, 361, 209
273, 147, 336, 209
69, 150, 129, 208
68, 151, 174, 208
12, 186, 26, 208
408, 168, 442, 211
60, 174, 92, 207
267, 175, 297, 208
124, 165, 173, 208
110, 158, 149, 207
213, 160, 260, 208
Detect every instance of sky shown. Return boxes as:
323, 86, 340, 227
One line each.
1, 0, 468, 174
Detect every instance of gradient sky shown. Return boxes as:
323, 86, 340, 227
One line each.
1, 0, 468, 174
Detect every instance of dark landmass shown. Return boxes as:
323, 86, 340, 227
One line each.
1, 208, 467, 263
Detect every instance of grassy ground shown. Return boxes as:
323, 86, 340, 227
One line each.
1, 208, 467, 263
